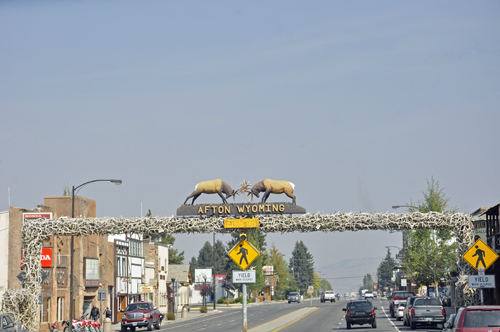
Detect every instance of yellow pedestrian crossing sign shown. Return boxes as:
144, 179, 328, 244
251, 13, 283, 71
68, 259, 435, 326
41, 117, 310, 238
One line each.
227, 240, 260, 271
462, 238, 499, 271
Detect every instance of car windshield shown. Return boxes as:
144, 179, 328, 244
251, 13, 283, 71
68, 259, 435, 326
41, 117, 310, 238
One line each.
126, 303, 149, 311
289, 293, 299, 296
463, 310, 500, 328
349, 302, 372, 310
394, 292, 414, 298
414, 298, 441, 306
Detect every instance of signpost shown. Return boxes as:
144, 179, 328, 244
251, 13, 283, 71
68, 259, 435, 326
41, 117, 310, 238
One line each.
307, 286, 314, 306
98, 289, 106, 326
462, 239, 499, 305
228, 236, 260, 332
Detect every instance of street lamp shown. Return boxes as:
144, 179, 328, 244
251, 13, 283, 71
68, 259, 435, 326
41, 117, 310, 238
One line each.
69, 179, 122, 332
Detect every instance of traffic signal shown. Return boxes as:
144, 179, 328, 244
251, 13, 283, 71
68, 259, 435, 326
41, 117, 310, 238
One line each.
239, 233, 247, 241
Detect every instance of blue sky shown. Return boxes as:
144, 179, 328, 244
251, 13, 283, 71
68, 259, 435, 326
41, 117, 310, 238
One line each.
2, 1, 499, 291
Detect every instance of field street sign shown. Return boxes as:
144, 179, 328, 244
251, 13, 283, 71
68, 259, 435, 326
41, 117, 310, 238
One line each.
227, 240, 260, 271
468, 275, 496, 288
224, 219, 259, 229
233, 270, 256, 283
462, 238, 499, 271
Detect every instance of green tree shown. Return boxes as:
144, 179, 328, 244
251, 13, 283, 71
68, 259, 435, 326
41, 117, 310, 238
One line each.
312, 272, 321, 295
289, 240, 314, 294
267, 243, 292, 297
193, 240, 227, 274
362, 273, 375, 291
377, 248, 396, 292
62, 182, 71, 196
161, 233, 185, 264
402, 177, 458, 296
320, 278, 333, 291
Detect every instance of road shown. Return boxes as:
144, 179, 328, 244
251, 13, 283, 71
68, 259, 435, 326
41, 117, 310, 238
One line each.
130, 297, 454, 332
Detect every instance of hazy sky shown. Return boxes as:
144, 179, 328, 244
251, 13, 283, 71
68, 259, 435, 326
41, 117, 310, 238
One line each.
2, 1, 499, 291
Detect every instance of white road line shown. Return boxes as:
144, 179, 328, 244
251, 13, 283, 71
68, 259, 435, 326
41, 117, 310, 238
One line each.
380, 305, 401, 332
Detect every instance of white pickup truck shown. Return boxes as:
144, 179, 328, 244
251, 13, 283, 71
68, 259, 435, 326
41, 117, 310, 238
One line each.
364, 291, 374, 299
321, 291, 336, 303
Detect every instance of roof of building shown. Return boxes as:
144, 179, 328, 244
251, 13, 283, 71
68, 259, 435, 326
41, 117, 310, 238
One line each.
166, 264, 193, 285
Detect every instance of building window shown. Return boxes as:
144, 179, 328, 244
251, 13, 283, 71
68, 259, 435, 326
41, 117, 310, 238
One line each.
117, 257, 127, 277
57, 297, 64, 321
84, 258, 99, 287
42, 297, 51, 322
129, 239, 143, 257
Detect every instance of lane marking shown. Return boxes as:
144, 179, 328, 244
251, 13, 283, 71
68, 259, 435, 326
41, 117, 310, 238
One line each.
380, 302, 401, 332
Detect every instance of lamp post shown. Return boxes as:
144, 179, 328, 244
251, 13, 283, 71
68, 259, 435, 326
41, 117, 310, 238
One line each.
69, 179, 122, 332
171, 275, 176, 317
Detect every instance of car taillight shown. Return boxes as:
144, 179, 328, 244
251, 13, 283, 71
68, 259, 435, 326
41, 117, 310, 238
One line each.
372, 310, 375, 316
347, 311, 350, 317
442, 309, 446, 317
411, 309, 415, 316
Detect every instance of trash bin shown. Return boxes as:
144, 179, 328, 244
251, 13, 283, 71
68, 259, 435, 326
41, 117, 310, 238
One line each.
181, 307, 187, 318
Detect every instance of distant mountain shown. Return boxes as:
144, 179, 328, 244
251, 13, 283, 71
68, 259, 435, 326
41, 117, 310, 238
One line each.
318, 257, 383, 294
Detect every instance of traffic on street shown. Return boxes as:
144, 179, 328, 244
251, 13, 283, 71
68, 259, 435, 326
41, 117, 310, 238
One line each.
123, 296, 456, 332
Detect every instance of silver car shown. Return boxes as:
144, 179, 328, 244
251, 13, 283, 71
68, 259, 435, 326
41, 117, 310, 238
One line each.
288, 292, 300, 303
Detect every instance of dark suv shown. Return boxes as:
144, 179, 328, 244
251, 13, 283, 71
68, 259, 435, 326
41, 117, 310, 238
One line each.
343, 300, 377, 329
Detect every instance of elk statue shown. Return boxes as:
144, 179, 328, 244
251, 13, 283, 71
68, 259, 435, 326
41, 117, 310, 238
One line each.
183, 179, 236, 205
250, 179, 296, 204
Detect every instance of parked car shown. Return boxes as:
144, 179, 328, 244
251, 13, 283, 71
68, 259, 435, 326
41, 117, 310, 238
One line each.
288, 292, 300, 304
445, 306, 500, 332
343, 300, 377, 329
373, 292, 378, 298
120, 302, 161, 332
389, 291, 415, 318
408, 297, 446, 330
440, 289, 451, 307
396, 302, 406, 321
321, 291, 336, 303
403, 296, 422, 326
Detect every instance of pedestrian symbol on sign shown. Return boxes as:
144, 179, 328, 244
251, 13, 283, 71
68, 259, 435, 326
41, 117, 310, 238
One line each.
472, 245, 486, 269
237, 244, 249, 265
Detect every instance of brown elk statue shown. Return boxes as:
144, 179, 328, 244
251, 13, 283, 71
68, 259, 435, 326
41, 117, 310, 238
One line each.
183, 179, 237, 205
250, 179, 296, 204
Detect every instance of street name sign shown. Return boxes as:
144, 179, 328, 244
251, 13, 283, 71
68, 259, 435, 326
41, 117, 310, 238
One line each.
233, 270, 256, 283
227, 240, 260, 271
98, 289, 106, 301
462, 238, 499, 271
468, 275, 496, 288
224, 219, 259, 229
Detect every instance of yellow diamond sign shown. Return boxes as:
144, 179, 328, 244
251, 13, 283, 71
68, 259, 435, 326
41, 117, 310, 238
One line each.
227, 240, 260, 271
462, 238, 499, 271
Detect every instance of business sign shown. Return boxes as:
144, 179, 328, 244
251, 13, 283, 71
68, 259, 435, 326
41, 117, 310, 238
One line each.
177, 203, 306, 217
233, 270, 256, 283
40, 248, 53, 268
139, 285, 153, 293
462, 238, 499, 271
195, 269, 212, 283
263, 266, 274, 276
468, 275, 496, 288
23, 212, 53, 222
401, 279, 407, 287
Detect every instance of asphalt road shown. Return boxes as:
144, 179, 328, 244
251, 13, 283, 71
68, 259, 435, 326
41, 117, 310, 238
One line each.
127, 297, 454, 332
280, 297, 454, 332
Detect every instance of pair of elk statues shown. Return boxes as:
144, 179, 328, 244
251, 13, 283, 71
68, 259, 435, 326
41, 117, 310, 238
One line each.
183, 179, 296, 205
